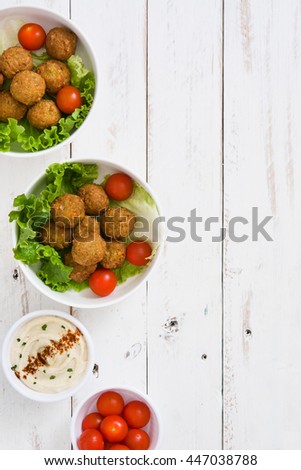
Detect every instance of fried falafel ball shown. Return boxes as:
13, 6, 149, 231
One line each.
77, 184, 110, 215
40, 220, 72, 250
100, 207, 136, 239
51, 194, 85, 228
10, 71, 46, 106
45, 27, 77, 61
64, 251, 97, 283
0, 91, 27, 122
36, 60, 70, 94
27, 100, 61, 129
0, 46, 33, 79
101, 241, 126, 269
72, 234, 106, 266
74, 215, 100, 240
0, 73, 4, 88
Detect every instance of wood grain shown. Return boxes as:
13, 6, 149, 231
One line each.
147, 0, 223, 449
224, 0, 301, 449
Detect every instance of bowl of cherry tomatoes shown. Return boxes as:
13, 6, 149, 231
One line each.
71, 387, 161, 450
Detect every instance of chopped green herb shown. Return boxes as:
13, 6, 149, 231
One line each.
69, 376, 72, 379
19, 354, 22, 359
43, 370, 46, 374
61, 325, 66, 329
17, 338, 21, 342
33, 382, 37, 385
11, 365, 17, 370
67, 368, 73, 373
67, 354, 70, 358
22, 342, 26, 346
41, 324, 47, 331
49, 375, 56, 380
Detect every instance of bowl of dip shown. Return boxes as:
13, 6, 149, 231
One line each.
1, 310, 94, 402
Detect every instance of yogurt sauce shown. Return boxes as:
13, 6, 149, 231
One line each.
10, 315, 88, 393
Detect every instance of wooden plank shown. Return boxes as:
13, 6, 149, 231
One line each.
70, 0, 148, 409
147, 0, 223, 449
0, 0, 70, 449
224, 0, 301, 449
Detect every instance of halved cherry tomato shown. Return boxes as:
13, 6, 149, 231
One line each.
82, 412, 103, 431
110, 444, 130, 450
105, 173, 133, 201
89, 269, 117, 297
56, 85, 82, 114
123, 428, 150, 450
18, 23, 46, 50
97, 391, 124, 416
126, 241, 152, 266
123, 400, 151, 428
77, 429, 104, 450
100, 415, 128, 443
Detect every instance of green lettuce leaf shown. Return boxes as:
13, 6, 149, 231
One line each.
42, 162, 98, 203
113, 260, 145, 284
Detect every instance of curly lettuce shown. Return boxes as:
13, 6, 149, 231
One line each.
0, 54, 95, 153
9, 162, 98, 292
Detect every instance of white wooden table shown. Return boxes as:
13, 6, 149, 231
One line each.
1, 0, 301, 450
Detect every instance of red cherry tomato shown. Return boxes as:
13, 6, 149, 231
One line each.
97, 391, 124, 416
100, 415, 128, 443
123, 429, 150, 450
110, 444, 130, 450
77, 429, 104, 450
89, 269, 117, 297
126, 241, 152, 266
18, 23, 46, 50
105, 173, 133, 201
123, 400, 151, 428
56, 86, 82, 114
82, 412, 103, 431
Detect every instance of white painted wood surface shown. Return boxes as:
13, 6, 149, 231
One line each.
0, 0, 300, 450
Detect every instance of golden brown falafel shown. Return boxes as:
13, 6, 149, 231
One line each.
0, 46, 33, 79
27, 100, 61, 129
36, 60, 70, 94
40, 220, 72, 250
45, 27, 77, 60
51, 194, 85, 228
101, 241, 126, 269
64, 251, 97, 283
72, 234, 106, 266
100, 207, 136, 239
74, 215, 100, 240
0, 90, 27, 122
77, 184, 110, 215
0, 72, 4, 88
10, 71, 46, 106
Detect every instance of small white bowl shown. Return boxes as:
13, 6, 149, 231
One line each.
2, 310, 94, 402
71, 386, 162, 450
12, 158, 164, 309
0, 6, 99, 157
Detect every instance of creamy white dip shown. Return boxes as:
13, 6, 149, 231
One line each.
10, 315, 88, 393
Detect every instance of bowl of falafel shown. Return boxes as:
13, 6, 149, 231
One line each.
0, 6, 98, 156
9, 159, 164, 308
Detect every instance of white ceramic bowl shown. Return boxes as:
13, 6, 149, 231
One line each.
0, 6, 99, 157
71, 386, 162, 450
1, 310, 94, 402
12, 158, 164, 309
